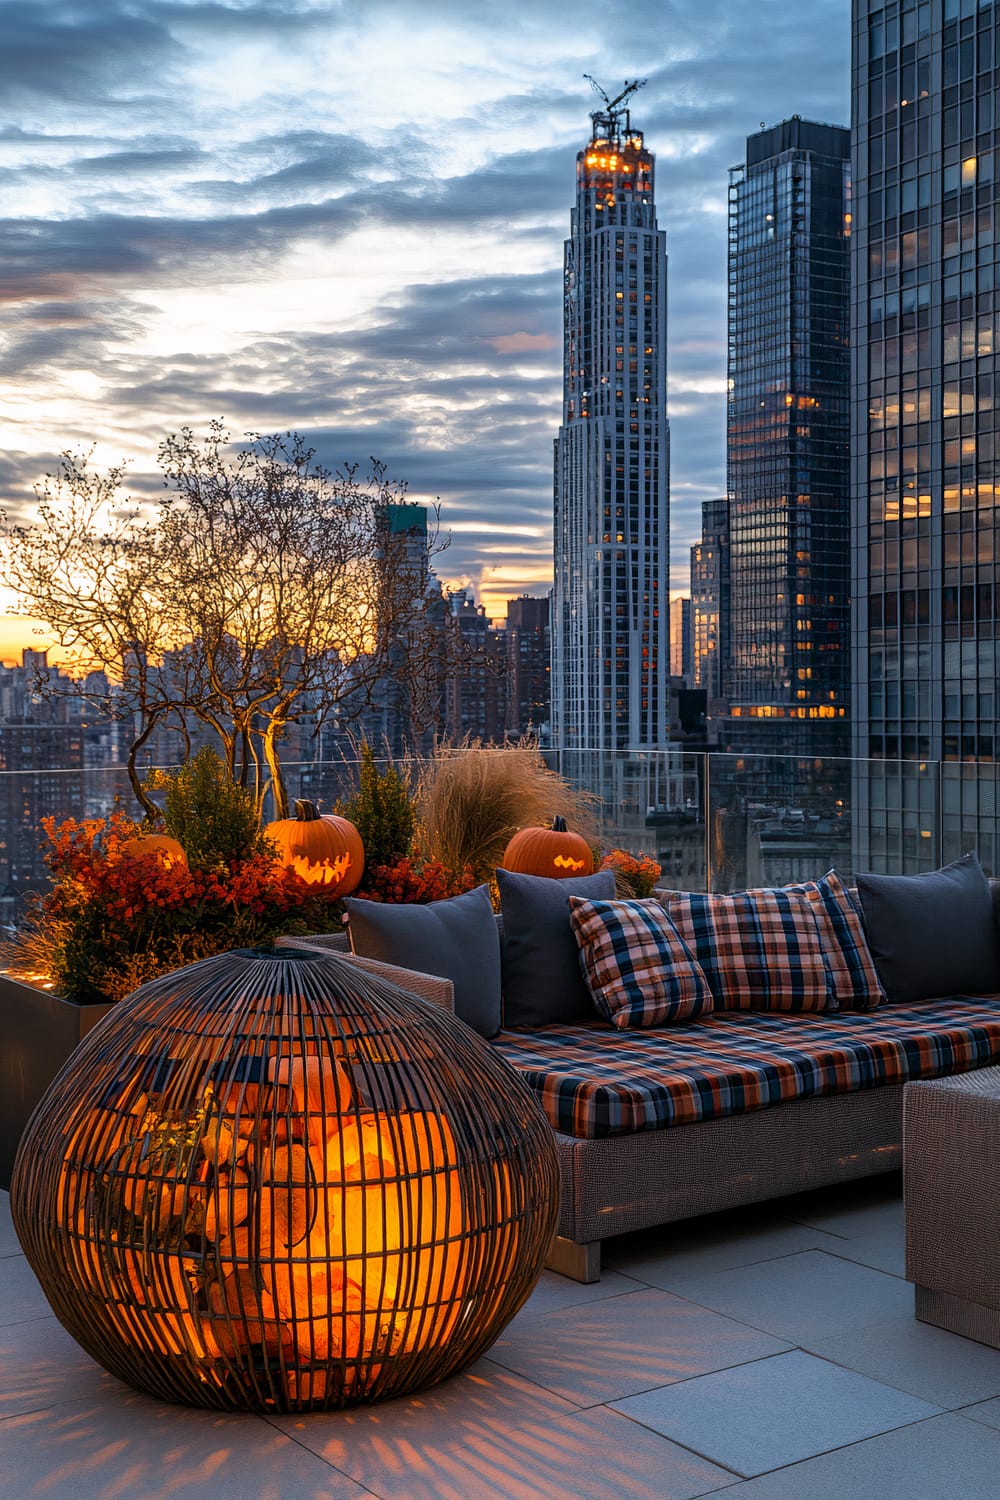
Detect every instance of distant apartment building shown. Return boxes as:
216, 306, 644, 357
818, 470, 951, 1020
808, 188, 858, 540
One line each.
852, 0, 1000, 873
445, 590, 507, 745
0, 650, 85, 920
552, 85, 670, 755
723, 118, 852, 764
669, 596, 693, 685
328, 502, 446, 765
369, 503, 435, 758
691, 497, 730, 717
504, 595, 550, 741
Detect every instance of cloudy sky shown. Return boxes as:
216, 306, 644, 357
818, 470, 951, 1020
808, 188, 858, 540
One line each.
0, 0, 849, 656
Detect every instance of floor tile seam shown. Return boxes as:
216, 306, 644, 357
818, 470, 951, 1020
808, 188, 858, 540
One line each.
806, 1331, 1000, 1410
258, 1415, 386, 1495
266, 1359, 588, 1452
0, 1399, 89, 1425
0, 1388, 318, 1437
613, 1404, 953, 1485
513, 1283, 672, 1321
605, 1348, 795, 1406
641, 1284, 800, 1342
778, 1344, 954, 1409
260, 1392, 620, 1477
473, 1351, 598, 1409
785, 1206, 911, 1242
605, 1242, 858, 1286
705, 1408, 960, 1483
0, 1310, 61, 1332
817, 1245, 909, 1281
601, 1219, 853, 1265
0, 1387, 135, 1426
954, 1399, 1000, 1427
665, 1242, 893, 1290
606, 1404, 747, 1482
783, 1216, 873, 1241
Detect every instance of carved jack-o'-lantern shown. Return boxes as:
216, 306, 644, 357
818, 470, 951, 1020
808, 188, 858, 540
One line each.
264, 800, 364, 897
501, 815, 595, 880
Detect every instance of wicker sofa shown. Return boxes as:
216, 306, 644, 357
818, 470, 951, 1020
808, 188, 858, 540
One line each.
296, 867, 1000, 1284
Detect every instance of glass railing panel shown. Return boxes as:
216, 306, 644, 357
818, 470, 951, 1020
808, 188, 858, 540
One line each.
5, 748, 991, 925
544, 747, 706, 885
704, 752, 855, 893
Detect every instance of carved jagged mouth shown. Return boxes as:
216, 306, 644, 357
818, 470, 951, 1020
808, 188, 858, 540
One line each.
553, 856, 587, 871
294, 851, 352, 884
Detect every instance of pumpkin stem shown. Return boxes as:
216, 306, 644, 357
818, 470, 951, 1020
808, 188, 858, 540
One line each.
551, 814, 568, 832
293, 800, 322, 822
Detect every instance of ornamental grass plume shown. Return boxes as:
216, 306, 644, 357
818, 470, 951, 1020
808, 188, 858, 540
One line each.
416, 743, 600, 890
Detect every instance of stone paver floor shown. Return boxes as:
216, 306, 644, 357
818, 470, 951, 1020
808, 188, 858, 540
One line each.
3, 1175, 1000, 1499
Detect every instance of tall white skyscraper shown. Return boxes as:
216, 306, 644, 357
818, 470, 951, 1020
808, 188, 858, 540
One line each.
552, 83, 670, 754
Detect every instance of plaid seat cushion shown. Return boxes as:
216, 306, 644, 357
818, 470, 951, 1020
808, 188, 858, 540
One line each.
569, 896, 714, 1029
795, 870, 886, 1010
492, 996, 1000, 1139
665, 887, 834, 1011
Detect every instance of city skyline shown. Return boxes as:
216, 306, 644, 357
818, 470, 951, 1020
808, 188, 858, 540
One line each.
0, 0, 849, 658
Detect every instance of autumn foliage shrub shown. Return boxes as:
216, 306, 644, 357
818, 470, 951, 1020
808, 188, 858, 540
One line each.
358, 851, 476, 905
336, 743, 416, 873
2, 812, 314, 1003
599, 849, 663, 899
146, 748, 267, 869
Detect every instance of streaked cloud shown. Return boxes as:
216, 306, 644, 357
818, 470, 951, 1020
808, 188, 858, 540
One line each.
0, 0, 848, 626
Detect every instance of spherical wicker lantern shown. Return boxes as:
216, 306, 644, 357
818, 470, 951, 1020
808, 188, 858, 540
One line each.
11, 947, 559, 1412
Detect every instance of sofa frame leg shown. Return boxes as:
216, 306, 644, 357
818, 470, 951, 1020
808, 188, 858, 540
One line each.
545, 1234, 601, 1284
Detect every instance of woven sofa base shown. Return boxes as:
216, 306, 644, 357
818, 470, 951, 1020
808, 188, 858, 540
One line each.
904, 1067, 1000, 1347
914, 1286, 1000, 1349
547, 1084, 905, 1282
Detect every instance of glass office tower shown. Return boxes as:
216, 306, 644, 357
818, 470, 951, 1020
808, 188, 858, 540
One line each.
723, 119, 852, 764
852, 0, 1000, 872
691, 497, 730, 712
552, 97, 670, 753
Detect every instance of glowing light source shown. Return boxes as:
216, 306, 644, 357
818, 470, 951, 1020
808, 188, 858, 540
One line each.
11, 948, 560, 1412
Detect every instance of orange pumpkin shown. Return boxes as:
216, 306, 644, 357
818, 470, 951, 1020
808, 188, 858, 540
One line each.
501, 815, 594, 880
120, 833, 188, 870
264, 800, 364, 897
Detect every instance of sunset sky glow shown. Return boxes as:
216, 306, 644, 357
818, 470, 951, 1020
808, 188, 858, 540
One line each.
1, 0, 849, 657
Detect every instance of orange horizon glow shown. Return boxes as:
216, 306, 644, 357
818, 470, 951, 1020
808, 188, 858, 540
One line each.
0, 614, 71, 669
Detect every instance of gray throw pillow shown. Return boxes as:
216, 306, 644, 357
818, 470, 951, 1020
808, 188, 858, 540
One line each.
855, 852, 1000, 1003
343, 884, 501, 1038
497, 867, 617, 1027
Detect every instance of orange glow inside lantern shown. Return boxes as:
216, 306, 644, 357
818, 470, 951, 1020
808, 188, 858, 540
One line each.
12, 948, 558, 1412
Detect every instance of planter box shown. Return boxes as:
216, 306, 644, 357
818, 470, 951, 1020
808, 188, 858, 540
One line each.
0, 974, 113, 1190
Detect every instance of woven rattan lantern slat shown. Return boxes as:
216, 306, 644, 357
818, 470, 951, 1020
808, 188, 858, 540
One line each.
11, 946, 559, 1412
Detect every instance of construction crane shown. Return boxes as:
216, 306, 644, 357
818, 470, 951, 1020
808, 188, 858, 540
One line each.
583, 76, 646, 141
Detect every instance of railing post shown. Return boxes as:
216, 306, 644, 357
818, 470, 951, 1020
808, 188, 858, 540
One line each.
704, 751, 713, 893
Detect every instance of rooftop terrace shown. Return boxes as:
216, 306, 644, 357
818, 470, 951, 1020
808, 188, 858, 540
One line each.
5, 1175, 1000, 1499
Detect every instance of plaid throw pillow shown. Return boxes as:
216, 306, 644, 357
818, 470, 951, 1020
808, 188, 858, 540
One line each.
664, 887, 835, 1012
568, 896, 714, 1029
794, 870, 887, 1010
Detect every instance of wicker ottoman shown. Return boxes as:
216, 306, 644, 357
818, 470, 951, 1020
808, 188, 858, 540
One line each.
904, 1067, 1000, 1348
